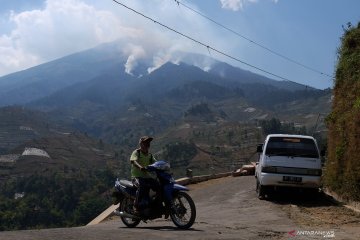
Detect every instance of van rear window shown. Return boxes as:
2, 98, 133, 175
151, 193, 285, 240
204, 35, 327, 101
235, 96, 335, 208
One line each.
265, 137, 319, 158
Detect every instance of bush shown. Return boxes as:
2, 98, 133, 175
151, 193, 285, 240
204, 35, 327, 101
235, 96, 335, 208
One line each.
325, 22, 360, 201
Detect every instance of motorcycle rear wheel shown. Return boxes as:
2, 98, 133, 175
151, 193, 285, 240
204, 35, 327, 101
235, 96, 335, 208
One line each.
120, 198, 141, 228
170, 191, 196, 229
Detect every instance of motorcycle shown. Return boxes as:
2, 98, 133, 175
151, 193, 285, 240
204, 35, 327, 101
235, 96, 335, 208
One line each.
112, 160, 196, 229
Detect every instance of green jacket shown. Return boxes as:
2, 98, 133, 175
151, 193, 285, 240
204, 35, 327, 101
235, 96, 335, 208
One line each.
130, 149, 155, 178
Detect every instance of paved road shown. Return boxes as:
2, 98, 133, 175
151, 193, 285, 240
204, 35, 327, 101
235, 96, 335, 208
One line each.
1, 176, 360, 239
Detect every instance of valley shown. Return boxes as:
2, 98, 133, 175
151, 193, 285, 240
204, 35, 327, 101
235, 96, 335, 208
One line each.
0, 45, 332, 230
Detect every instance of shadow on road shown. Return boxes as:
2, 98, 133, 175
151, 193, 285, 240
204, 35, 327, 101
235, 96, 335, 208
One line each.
264, 189, 340, 208
120, 225, 203, 232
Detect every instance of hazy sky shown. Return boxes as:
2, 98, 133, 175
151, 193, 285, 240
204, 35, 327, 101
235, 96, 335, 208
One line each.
0, 0, 359, 89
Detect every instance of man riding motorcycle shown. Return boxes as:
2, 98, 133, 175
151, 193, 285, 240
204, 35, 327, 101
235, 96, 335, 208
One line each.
130, 136, 159, 215
113, 136, 196, 229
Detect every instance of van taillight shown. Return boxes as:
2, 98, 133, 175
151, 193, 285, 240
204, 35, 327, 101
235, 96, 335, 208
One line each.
306, 169, 322, 176
262, 166, 278, 173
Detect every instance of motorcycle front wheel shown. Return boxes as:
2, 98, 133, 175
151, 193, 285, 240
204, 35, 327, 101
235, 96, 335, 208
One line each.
120, 197, 141, 228
170, 191, 196, 229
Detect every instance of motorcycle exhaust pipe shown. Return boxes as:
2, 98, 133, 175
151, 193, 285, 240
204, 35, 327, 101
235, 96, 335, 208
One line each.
114, 210, 140, 219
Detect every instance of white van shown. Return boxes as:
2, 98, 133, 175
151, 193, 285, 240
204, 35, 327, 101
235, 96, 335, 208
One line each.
255, 134, 322, 199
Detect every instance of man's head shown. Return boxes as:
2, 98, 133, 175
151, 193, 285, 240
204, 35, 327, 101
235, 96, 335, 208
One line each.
139, 136, 153, 152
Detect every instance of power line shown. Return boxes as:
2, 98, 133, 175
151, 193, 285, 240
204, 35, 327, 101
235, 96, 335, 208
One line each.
174, 0, 333, 78
110, 0, 304, 84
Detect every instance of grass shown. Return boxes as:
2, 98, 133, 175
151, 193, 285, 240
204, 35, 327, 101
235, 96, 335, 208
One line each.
325, 22, 360, 201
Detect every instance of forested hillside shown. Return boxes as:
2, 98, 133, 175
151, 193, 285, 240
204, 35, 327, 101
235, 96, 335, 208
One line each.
0, 133, 125, 230
325, 22, 360, 201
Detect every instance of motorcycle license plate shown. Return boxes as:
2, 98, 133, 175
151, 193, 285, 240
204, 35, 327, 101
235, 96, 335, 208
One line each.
283, 176, 302, 183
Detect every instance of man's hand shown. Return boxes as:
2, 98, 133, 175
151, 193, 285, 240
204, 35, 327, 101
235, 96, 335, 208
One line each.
133, 160, 146, 172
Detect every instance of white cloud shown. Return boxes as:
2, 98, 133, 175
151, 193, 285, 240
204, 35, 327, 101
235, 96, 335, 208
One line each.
220, 0, 258, 11
220, 0, 278, 11
0, 0, 140, 77
0, 33, 40, 75
0, 0, 236, 77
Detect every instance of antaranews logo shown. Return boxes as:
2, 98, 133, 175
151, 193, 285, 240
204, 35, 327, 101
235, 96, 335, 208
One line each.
288, 230, 296, 237
288, 229, 335, 238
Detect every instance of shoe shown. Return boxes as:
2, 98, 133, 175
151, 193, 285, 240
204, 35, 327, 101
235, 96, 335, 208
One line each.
164, 209, 170, 219
132, 206, 140, 216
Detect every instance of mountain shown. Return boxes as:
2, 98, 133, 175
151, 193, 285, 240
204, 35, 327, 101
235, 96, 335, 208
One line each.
208, 60, 310, 91
20, 57, 330, 148
28, 58, 327, 114
0, 41, 319, 107
31, 66, 135, 109
0, 42, 129, 106
1, 43, 329, 152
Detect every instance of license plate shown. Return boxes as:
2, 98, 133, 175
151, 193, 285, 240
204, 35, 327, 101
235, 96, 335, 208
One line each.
283, 176, 302, 183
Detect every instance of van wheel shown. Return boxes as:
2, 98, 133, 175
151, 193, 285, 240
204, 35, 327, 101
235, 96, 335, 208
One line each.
256, 180, 266, 199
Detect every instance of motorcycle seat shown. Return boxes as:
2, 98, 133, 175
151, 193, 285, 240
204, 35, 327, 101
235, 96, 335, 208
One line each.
120, 180, 135, 188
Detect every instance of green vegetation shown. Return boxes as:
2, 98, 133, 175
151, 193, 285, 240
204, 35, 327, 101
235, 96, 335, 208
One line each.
159, 141, 197, 176
325, 22, 360, 201
187, 123, 262, 174
0, 132, 126, 231
0, 168, 115, 230
242, 84, 329, 110
184, 103, 214, 121
259, 118, 307, 135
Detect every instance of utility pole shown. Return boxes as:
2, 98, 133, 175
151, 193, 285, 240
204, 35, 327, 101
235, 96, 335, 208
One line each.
312, 113, 322, 136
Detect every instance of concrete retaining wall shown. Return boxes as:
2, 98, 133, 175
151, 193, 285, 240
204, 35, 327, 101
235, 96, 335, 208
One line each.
176, 172, 233, 186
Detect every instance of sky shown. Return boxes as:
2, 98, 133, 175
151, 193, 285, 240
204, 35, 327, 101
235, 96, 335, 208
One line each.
0, 0, 359, 89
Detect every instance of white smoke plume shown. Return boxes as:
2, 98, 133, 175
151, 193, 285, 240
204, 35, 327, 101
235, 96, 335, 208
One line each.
123, 44, 146, 75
